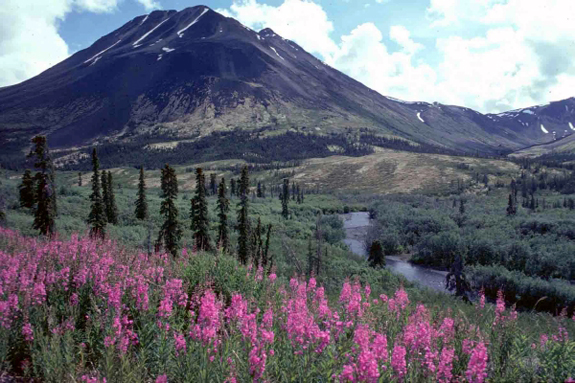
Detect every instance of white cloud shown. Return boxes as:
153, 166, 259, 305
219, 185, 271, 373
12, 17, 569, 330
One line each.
74, 0, 120, 13
217, 0, 338, 59
0, 0, 155, 87
425, 0, 575, 111
134, 0, 161, 11
220, 0, 575, 113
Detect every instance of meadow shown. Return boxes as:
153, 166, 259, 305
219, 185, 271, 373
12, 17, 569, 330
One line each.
2, 159, 575, 381
1, 228, 574, 382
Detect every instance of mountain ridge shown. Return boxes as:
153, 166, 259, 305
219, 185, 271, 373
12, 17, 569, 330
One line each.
1, 5, 574, 161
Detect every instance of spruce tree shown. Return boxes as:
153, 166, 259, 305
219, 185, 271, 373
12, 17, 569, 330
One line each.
78, 172, 82, 187
368, 240, 385, 268
106, 172, 118, 224
191, 168, 211, 251
157, 164, 181, 257
19, 170, 35, 209
237, 166, 250, 264
506, 194, 516, 216
135, 166, 148, 220
28, 136, 57, 236
217, 177, 230, 252
257, 181, 263, 198
281, 179, 290, 219
88, 148, 106, 238
210, 173, 217, 196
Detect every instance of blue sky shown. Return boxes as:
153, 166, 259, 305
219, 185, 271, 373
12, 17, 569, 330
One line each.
2, 0, 575, 113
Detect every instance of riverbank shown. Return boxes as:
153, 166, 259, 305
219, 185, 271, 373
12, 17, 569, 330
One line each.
341, 212, 450, 293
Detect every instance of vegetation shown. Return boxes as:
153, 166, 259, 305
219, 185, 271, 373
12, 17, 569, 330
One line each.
0, 229, 574, 382
190, 168, 211, 252
216, 178, 230, 253
157, 164, 181, 257
134, 167, 148, 221
28, 136, 57, 236
88, 148, 106, 239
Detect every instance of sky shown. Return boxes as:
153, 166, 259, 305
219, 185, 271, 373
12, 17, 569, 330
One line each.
1, 0, 574, 114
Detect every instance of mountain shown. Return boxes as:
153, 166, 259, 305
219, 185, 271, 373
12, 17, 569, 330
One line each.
0, 5, 574, 162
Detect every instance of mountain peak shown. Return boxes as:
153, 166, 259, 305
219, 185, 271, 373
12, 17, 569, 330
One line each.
259, 28, 277, 37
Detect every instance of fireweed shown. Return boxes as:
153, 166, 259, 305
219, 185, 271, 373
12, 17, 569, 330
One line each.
0, 228, 574, 382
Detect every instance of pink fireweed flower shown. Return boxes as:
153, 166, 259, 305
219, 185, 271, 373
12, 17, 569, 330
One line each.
437, 347, 455, 383
155, 375, 168, 383
494, 290, 505, 324
191, 290, 222, 347
371, 333, 388, 365
268, 273, 277, 283
394, 287, 409, 311
462, 339, 474, 354
69, 293, 79, 306
439, 317, 455, 343
32, 282, 46, 306
340, 364, 355, 382
391, 344, 407, 379
478, 288, 485, 310
134, 278, 149, 311
339, 281, 352, 304
466, 342, 488, 383
174, 332, 187, 356
249, 346, 267, 380
22, 322, 34, 342
107, 283, 123, 311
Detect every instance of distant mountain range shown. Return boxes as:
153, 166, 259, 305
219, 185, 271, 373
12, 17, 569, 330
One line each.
1, 5, 574, 162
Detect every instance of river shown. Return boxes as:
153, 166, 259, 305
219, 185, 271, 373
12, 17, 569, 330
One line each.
342, 212, 450, 293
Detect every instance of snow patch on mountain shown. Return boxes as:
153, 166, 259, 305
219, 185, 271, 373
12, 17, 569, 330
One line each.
270, 47, 284, 60
541, 124, 549, 134
417, 112, 425, 123
570, 122, 575, 131
162, 47, 175, 53
133, 18, 171, 47
140, 14, 149, 26
177, 8, 209, 38
84, 40, 122, 64
522, 109, 534, 115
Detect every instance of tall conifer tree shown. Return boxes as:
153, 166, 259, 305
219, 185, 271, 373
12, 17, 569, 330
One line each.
191, 168, 211, 251
217, 177, 230, 252
237, 166, 250, 264
135, 166, 148, 220
88, 148, 106, 238
19, 170, 35, 209
157, 164, 181, 257
28, 136, 57, 236
281, 179, 290, 219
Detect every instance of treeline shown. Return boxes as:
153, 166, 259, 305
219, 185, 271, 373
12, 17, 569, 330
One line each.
16, 136, 310, 273
55, 131, 374, 170
10, 129, 484, 172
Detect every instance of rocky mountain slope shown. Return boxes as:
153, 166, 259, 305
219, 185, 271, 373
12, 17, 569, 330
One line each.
0, 5, 574, 159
